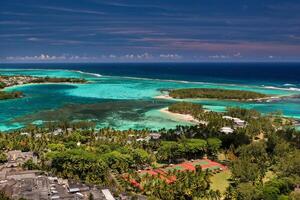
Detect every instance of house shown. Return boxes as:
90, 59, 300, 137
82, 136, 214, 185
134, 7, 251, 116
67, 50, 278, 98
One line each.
5, 170, 41, 180
53, 128, 63, 135
233, 118, 246, 127
67, 181, 89, 193
222, 116, 246, 127
149, 133, 161, 140
222, 116, 234, 120
220, 127, 234, 134
136, 136, 151, 142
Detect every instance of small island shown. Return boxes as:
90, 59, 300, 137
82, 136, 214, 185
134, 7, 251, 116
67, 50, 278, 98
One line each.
0, 91, 23, 100
168, 101, 203, 115
168, 88, 269, 101
0, 75, 87, 100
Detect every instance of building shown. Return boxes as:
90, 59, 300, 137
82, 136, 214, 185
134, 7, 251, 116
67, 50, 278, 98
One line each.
233, 118, 246, 127
0, 170, 49, 200
5, 150, 37, 168
222, 116, 246, 127
220, 127, 234, 134
0, 168, 112, 200
67, 181, 90, 193
149, 133, 161, 140
0, 150, 117, 200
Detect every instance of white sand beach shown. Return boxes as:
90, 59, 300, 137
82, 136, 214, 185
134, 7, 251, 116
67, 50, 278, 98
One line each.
154, 94, 173, 100
159, 107, 199, 124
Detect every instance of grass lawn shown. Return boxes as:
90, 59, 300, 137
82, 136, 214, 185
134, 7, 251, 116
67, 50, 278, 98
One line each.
263, 170, 276, 183
210, 170, 231, 194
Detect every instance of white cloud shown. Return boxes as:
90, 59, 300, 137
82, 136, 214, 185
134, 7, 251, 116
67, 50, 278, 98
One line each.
4, 53, 184, 62
120, 53, 152, 60
6, 54, 66, 61
233, 52, 241, 57
27, 37, 40, 41
159, 54, 182, 59
34, 6, 105, 15
208, 55, 229, 59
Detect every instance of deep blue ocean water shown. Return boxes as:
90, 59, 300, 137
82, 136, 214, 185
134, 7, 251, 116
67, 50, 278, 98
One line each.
0, 62, 300, 131
1, 62, 300, 86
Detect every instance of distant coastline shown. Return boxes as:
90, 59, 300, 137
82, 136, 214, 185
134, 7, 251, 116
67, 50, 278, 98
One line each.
0, 75, 87, 100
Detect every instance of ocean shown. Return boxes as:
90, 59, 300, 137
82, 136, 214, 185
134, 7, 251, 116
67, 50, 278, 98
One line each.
0, 62, 300, 131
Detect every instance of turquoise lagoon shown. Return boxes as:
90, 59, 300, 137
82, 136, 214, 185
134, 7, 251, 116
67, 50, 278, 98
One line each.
1, 68, 300, 131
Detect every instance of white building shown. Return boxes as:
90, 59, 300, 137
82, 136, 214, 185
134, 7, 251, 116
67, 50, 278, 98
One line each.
220, 127, 234, 134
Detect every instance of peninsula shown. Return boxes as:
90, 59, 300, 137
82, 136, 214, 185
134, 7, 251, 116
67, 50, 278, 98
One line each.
166, 88, 269, 101
0, 75, 87, 100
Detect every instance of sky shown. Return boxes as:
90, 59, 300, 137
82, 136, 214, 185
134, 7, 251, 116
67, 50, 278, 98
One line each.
1, 0, 300, 62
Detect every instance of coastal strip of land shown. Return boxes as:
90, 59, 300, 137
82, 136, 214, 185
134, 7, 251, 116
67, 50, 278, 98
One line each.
155, 88, 288, 102
0, 75, 87, 100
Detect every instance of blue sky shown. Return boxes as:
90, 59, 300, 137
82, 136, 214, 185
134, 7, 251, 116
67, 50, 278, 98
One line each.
1, 0, 300, 62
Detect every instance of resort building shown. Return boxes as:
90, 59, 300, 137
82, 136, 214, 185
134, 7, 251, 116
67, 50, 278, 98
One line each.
149, 133, 161, 140
222, 116, 246, 127
220, 127, 234, 134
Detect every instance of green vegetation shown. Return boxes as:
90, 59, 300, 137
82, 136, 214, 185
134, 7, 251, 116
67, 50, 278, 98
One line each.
0, 82, 6, 89
0, 191, 12, 200
48, 149, 109, 184
169, 88, 269, 100
138, 167, 221, 199
0, 102, 299, 199
0, 152, 7, 164
29, 76, 86, 84
168, 101, 203, 115
0, 91, 23, 100
156, 138, 220, 162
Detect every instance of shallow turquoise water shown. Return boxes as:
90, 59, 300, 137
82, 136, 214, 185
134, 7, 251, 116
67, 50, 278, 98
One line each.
1, 69, 300, 131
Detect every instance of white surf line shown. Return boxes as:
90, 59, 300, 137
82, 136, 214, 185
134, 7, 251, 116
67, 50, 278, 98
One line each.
2, 68, 300, 92
0, 68, 102, 78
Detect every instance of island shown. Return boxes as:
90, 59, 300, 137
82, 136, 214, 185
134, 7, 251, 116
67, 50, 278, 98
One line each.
168, 101, 203, 115
0, 91, 23, 100
168, 88, 269, 101
0, 75, 87, 100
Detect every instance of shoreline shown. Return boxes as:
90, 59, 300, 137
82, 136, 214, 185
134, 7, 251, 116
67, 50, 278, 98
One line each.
2, 81, 87, 91
0, 82, 85, 101
159, 107, 199, 124
154, 93, 293, 103
0, 76, 88, 101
